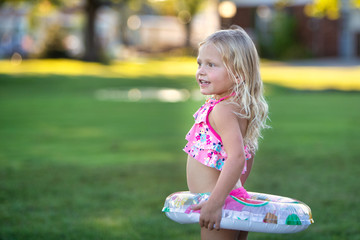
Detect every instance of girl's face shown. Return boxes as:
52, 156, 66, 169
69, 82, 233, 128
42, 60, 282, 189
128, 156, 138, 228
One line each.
196, 43, 234, 99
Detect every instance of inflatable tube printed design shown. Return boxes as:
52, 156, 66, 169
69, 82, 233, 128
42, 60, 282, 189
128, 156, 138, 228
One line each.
162, 191, 314, 234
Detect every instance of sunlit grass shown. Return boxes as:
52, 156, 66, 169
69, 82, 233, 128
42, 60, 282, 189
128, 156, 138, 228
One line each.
261, 63, 360, 91
0, 58, 196, 78
0, 58, 359, 91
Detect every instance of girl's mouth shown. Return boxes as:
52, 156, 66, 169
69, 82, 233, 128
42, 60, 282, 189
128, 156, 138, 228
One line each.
199, 80, 210, 85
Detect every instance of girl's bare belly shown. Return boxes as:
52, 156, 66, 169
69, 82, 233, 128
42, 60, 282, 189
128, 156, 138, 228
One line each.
186, 155, 221, 193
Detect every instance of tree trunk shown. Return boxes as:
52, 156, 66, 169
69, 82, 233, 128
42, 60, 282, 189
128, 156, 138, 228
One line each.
185, 22, 192, 48
119, 6, 130, 46
83, 0, 101, 62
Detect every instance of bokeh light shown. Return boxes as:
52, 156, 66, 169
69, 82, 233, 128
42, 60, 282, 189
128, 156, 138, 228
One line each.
218, 1, 237, 18
127, 15, 142, 31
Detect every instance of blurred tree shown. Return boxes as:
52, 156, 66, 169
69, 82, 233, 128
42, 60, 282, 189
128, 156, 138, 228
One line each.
353, 0, 360, 8
83, 0, 103, 62
70, 0, 141, 62
37, 24, 69, 58
304, 0, 340, 19
178, 0, 205, 48
149, 0, 206, 48
0, 0, 142, 62
257, 10, 310, 60
303, 0, 360, 19
81, 0, 145, 61
117, 0, 144, 46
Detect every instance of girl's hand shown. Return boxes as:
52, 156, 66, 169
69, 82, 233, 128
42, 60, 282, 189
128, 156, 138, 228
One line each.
191, 201, 223, 231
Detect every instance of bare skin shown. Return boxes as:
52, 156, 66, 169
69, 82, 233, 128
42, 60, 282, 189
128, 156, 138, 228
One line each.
187, 101, 254, 240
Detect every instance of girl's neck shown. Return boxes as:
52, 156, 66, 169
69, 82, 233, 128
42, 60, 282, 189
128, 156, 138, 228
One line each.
212, 92, 235, 100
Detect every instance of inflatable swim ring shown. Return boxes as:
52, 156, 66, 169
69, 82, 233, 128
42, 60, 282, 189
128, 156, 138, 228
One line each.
162, 191, 314, 234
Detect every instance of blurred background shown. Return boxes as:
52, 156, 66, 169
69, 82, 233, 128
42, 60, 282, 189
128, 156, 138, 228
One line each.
0, 0, 360, 240
1, 0, 360, 62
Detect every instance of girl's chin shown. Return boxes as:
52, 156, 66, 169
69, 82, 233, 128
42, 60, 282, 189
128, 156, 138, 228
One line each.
199, 87, 212, 95
200, 90, 212, 96
200, 90, 232, 99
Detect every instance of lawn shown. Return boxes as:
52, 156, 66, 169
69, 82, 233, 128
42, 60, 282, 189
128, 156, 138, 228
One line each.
0, 61, 360, 239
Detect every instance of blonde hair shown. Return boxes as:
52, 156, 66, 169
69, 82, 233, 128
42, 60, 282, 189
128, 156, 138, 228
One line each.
199, 25, 269, 153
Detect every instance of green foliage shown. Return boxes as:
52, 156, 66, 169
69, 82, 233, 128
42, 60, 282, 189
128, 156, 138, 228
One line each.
0, 73, 359, 239
305, 0, 340, 20
177, 0, 204, 15
36, 25, 70, 59
258, 11, 311, 60
149, 0, 205, 16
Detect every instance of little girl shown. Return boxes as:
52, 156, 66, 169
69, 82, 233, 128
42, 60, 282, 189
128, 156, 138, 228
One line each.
183, 26, 269, 240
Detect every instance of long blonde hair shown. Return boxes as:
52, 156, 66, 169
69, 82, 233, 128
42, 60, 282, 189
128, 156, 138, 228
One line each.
199, 25, 269, 153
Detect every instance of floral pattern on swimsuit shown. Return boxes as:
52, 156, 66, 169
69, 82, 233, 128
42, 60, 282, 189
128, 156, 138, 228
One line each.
183, 97, 252, 172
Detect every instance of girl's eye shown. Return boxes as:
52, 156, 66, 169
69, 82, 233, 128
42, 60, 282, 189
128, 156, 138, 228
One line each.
208, 63, 215, 67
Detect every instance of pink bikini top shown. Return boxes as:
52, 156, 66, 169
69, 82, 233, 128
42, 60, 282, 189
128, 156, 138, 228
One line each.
183, 96, 252, 173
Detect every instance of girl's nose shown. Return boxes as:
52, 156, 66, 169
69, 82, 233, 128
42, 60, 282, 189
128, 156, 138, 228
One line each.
197, 65, 205, 75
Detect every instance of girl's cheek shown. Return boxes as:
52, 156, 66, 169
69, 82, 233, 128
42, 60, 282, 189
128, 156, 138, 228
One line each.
196, 70, 202, 78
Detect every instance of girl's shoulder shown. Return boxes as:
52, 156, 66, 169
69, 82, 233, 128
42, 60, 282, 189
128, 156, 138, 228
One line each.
212, 100, 239, 118
211, 100, 239, 123
211, 100, 248, 133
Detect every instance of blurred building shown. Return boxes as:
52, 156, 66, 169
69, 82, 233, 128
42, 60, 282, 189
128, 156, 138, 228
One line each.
226, 0, 360, 59
0, 5, 28, 58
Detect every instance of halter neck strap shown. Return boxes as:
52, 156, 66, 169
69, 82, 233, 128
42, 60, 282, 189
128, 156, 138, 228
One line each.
214, 92, 235, 104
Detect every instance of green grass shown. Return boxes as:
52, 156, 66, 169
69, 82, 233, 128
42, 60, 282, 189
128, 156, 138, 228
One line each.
0, 73, 359, 240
